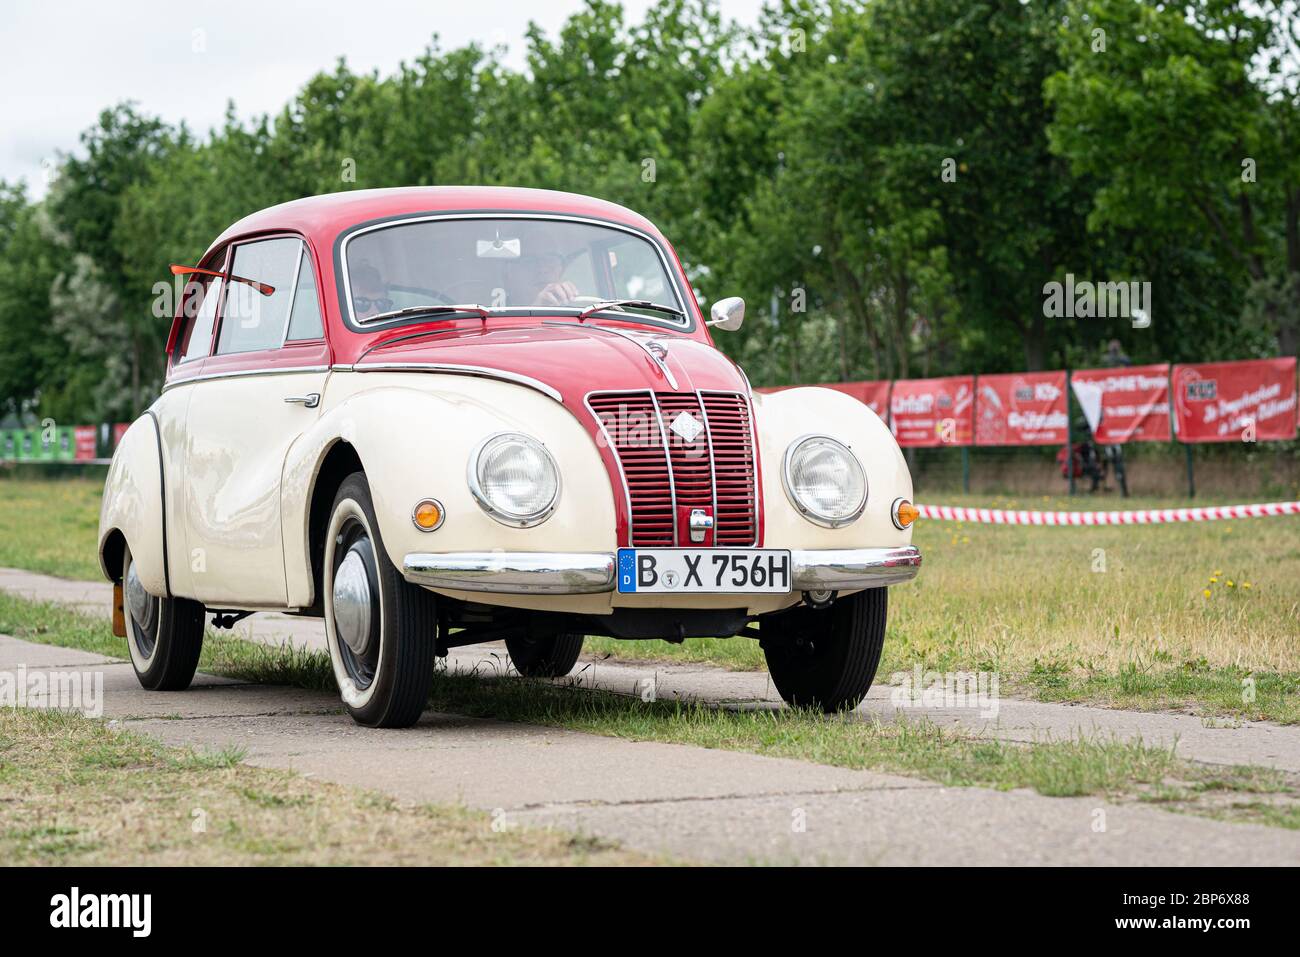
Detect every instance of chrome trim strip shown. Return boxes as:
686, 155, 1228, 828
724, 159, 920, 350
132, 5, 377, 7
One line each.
339, 212, 692, 333
792, 546, 921, 590
584, 390, 638, 546
161, 365, 330, 392
648, 391, 680, 544
403, 552, 616, 595
695, 388, 719, 540
348, 362, 562, 402
701, 389, 760, 547
401, 546, 920, 595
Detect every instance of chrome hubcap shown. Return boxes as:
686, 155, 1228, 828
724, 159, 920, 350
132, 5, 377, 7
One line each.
125, 560, 156, 634
333, 548, 374, 657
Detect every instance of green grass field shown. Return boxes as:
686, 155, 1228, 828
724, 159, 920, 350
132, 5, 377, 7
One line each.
2, 476, 1299, 722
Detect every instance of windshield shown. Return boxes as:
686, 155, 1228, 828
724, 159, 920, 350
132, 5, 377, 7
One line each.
342, 217, 687, 328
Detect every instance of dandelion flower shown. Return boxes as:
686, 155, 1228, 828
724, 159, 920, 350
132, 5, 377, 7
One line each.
1209, 577, 1218, 584
1202, 589, 1212, 598
1227, 580, 1235, 587
1214, 569, 1223, 576
1243, 582, 1253, 589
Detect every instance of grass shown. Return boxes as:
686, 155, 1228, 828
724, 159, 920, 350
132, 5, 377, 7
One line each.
5, 590, 1299, 829
2, 478, 1299, 721
0, 477, 103, 580
0, 708, 653, 865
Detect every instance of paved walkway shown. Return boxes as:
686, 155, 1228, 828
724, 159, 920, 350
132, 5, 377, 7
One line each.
3, 567, 1299, 865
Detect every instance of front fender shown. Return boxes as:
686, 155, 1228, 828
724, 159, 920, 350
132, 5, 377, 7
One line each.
98, 415, 170, 595
754, 387, 914, 550
281, 373, 618, 607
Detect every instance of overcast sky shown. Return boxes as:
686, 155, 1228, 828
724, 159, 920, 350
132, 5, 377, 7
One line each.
2, 0, 765, 199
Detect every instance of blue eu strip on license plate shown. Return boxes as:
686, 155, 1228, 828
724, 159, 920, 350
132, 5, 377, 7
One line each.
616, 548, 792, 594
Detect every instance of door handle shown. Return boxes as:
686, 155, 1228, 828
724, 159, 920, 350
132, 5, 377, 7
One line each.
284, 393, 320, 408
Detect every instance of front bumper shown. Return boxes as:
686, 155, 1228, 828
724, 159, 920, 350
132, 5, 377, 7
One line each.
402, 545, 921, 595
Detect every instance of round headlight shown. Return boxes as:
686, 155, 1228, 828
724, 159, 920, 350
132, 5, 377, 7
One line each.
468, 432, 560, 527
782, 436, 867, 527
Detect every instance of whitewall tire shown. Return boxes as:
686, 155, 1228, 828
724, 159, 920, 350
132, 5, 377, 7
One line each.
323, 473, 437, 727
122, 544, 205, 691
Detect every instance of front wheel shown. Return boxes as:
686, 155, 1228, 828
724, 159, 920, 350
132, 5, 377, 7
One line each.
122, 545, 205, 691
761, 588, 888, 713
323, 473, 437, 727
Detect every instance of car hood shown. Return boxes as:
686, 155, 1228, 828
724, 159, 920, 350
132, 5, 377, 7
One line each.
351, 322, 750, 405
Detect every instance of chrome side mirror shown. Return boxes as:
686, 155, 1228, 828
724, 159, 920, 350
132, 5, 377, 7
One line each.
708, 296, 745, 331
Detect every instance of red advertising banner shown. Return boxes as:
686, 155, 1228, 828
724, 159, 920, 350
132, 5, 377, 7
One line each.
73, 426, 97, 461
756, 381, 891, 418
1172, 358, 1298, 443
1070, 363, 1172, 444
890, 376, 974, 446
975, 371, 1068, 446
112, 423, 130, 449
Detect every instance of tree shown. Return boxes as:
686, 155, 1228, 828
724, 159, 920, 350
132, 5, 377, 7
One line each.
1047, 0, 1300, 357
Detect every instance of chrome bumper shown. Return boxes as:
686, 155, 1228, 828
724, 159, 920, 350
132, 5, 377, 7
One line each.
402, 546, 920, 595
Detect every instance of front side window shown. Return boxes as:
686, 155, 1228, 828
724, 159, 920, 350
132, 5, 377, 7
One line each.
217, 237, 301, 355
342, 217, 686, 327
286, 254, 324, 341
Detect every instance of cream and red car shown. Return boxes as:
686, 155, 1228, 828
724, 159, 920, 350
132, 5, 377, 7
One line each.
99, 187, 921, 727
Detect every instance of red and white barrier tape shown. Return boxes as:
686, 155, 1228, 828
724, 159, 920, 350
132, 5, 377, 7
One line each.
914, 501, 1300, 526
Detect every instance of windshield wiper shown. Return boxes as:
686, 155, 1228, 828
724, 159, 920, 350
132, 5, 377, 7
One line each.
358, 304, 491, 324
577, 299, 684, 321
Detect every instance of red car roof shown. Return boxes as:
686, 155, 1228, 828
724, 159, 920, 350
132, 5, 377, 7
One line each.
210, 186, 666, 252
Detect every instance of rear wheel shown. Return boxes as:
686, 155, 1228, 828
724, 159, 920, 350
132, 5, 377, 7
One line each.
761, 588, 888, 713
505, 632, 584, 678
122, 545, 205, 691
323, 473, 437, 727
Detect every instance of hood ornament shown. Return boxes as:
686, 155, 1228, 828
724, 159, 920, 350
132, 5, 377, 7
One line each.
541, 321, 680, 390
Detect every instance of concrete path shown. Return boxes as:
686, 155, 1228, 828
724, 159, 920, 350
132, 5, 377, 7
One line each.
5, 566, 1299, 773
4, 635, 1298, 865
3, 567, 1300, 865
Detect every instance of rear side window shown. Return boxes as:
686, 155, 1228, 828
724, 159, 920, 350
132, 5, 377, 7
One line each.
286, 254, 324, 341
178, 273, 223, 364
217, 237, 301, 355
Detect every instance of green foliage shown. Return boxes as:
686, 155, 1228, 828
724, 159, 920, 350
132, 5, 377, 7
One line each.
1, 0, 1296, 422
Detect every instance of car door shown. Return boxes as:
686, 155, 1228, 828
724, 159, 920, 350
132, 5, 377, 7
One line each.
181, 235, 330, 608
153, 248, 228, 599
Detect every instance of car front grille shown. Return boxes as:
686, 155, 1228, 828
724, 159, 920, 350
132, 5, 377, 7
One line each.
586, 390, 759, 547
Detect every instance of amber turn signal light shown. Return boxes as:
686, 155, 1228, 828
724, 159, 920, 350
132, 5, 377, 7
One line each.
892, 498, 919, 530
412, 499, 445, 531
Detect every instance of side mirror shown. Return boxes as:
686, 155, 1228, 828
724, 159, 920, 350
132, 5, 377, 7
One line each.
708, 296, 745, 331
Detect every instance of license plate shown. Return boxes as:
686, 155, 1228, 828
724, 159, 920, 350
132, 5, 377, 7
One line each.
616, 548, 792, 594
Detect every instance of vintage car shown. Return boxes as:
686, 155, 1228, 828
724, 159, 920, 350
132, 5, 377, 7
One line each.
98, 186, 921, 727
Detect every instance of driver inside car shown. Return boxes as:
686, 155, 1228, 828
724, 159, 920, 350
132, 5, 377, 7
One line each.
350, 263, 393, 320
